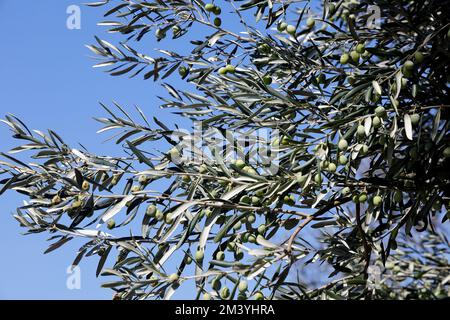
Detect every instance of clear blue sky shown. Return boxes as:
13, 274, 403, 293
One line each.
0, 0, 188, 299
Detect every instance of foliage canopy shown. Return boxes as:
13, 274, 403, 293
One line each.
1, 0, 450, 300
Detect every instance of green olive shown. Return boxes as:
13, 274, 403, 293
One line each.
356, 43, 365, 54
216, 251, 225, 261
314, 173, 323, 184
339, 155, 348, 165
225, 64, 236, 73
107, 219, 116, 230
277, 21, 287, 32
178, 66, 188, 77
195, 250, 204, 262
254, 292, 264, 300
218, 67, 228, 75
205, 3, 215, 12
342, 187, 351, 196
358, 193, 368, 203
306, 17, 315, 28
414, 52, 424, 64
220, 287, 230, 299
357, 125, 366, 137
373, 195, 382, 207
146, 205, 157, 217
286, 25, 296, 35
443, 147, 450, 158
328, 163, 337, 172
82, 180, 90, 191
338, 139, 348, 151
372, 116, 382, 128
340, 53, 350, 64
238, 280, 248, 292
213, 17, 222, 27
168, 273, 179, 283
350, 51, 360, 63
410, 113, 420, 125
263, 75, 273, 85
375, 106, 386, 118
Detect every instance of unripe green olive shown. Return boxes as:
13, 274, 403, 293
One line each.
356, 43, 365, 54
254, 292, 264, 300
234, 159, 245, 169
414, 52, 424, 64
306, 17, 315, 28
248, 235, 256, 243
203, 292, 212, 300
199, 164, 208, 174
178, 65, 188, 77
185, 255, 193, 265
213, 17, 222, 27
220, 287, 230, 299
107, 219, 116, 230
165, 214, 174, 224
225, 64, 236, 73
277, 21, 287, 32
328, 163, 337, 172
71, 199, 83, 209
138, 175, 149, 184
238, 280, 248, 292
257, 224, 266, 234
195, 250, 204, 262
172, 25, 181, 35
373, 195, 382, 207
296, 173, 307, 186
218, 67, 228, 75
240, 195, 251, 204
155, 209, 164, 221
263, 75, 273, 85
358, 193, 368, 203
286, 25, 296, 35
146, 205, 157, 217
283, 194, 295, 205
251, 196, 260, 206
131, 185, 141, 193
213, 6, 221, 15
443, 147, 450, 158
212, 278, 222, 291
205, 3, 215, 12
216, 251, 225, 261
360, 144, 369, 155
338, 139, 348, 151
340, 53, 349, 64
168, 273, 179, 283
314, 173, 323, 184
375, 106, 386, 118
155, 28, 166, 39
404, 60, 414, 70
247, 214, 256, 224
350, 51, 360, 63
339, 155, 348, 165
372, 116, 382, 128
82, 180, 90, 191
342, 187, 351, 196
357, 125, 366, 137
52, 195, 62, 205
410, 113, 420, 126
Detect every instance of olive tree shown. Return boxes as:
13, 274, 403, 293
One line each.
1, 0, 450, 300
